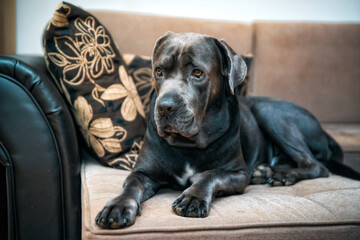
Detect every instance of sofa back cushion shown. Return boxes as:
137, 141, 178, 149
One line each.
90, 11, 253, 56
250, 22, 360, 123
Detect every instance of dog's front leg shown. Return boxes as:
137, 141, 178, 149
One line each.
172, 170, 249, 218
96, 171, 160, 228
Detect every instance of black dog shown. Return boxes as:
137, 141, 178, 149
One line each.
96, 32, 360, 229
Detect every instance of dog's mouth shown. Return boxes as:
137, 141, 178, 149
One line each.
161, 125, 199, 147
165, 125, 179, 134
157, 123, 199, 140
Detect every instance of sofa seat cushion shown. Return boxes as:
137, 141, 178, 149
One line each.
82, 157, 360, 240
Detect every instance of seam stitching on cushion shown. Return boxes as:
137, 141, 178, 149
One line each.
88, 221, 360, 236
301, 196, 337, 219
303, 189, 360, 219
302, 187, 360, 197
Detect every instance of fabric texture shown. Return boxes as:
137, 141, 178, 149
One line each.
123, 54, 154, 117
90, 11, 253, 57
82, 157, 360, 240
43, 2, 147, 170
250, 22, 360, 123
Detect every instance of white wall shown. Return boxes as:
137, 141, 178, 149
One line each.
16, 0, 360, 54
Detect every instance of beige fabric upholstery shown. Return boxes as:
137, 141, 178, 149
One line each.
90, 11, 252, 57
82, 157, 360, 240
250, 22, 360, 123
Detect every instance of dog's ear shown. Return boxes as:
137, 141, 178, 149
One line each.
151, 31, 174, 66
214, 39, 247, 95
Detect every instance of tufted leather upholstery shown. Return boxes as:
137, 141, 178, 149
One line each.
0, 55, 81, 240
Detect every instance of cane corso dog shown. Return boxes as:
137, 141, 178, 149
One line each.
96, 32, 360, 229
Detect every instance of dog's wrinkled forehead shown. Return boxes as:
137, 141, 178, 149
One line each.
153, 33, 218, 70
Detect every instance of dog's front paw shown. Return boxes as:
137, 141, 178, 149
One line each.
95, 197, 141, 229
172, 191, 210, 218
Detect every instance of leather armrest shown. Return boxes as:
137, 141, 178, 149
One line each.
0, 55, 81, 240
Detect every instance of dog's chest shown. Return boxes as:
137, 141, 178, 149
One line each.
174, 163, 201, 187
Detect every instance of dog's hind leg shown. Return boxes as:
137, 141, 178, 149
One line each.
251, 164, 273, 184
245, 99, 330, 186
264, 124, 329, 186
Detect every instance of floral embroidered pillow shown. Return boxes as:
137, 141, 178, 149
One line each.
43, 1, 147, 169
123, 54, 154, 117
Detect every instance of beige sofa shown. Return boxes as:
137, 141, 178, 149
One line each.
75, 11, 360, 239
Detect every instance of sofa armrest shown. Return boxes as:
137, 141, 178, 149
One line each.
0, 55, 81, 240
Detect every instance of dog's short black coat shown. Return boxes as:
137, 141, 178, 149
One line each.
96, 32, 360, 229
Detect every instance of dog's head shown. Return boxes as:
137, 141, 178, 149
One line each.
151, 32, 247, 145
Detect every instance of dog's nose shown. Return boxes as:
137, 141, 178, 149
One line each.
157, 95, 178, 116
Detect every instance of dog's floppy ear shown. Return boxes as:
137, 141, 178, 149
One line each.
214, 39, 247, 95
151, 31, 174, 66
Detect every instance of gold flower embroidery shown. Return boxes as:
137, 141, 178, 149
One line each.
75, 17, 115, 78
48, 16, 116, 86
108, 141, 143, 170
73, 96, 127, 157
46, 2, 71, 30
101, 65, 146, 122
133, 67, 154, 115
46, 16, 116, 105
47, 35, 87, 86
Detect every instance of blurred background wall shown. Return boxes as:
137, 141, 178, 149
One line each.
1, 0, 360, 55
0, 0, 16, 54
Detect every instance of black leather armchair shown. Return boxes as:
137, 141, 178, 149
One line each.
0, 55, 82, 240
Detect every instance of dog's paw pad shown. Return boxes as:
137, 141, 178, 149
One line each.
267, 178, 284, 186
172, 193, 209, 218
251, 164, 273, 185
268, 172, 295, 187
95, 199, 139, 229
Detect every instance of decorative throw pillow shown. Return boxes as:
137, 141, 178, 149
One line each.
123, 54, 154, 117
105, 54, 154, 170
43, 1, 147, 170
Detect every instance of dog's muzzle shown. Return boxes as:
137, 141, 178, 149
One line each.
154, 93, 199, 139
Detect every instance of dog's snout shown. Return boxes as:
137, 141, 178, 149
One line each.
157, 94, 178, 116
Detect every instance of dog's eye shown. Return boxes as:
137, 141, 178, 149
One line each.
155, 67, 163, 77
192, 69, 203, 78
